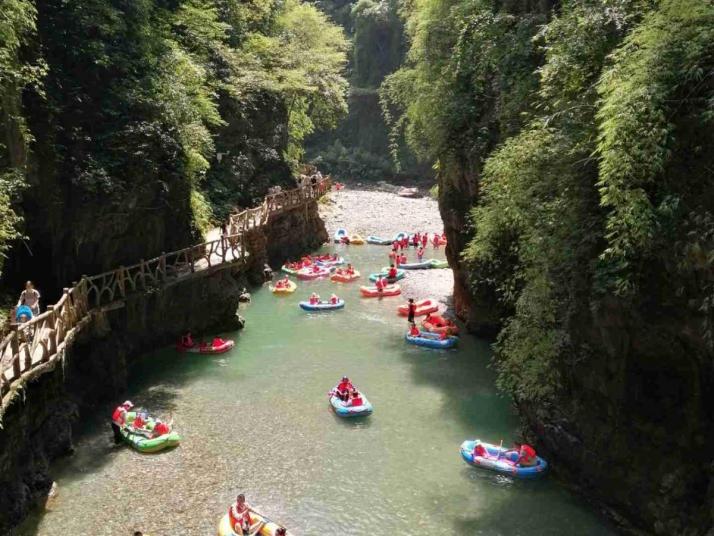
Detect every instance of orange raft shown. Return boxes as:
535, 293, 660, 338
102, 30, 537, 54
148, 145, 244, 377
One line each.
397, 299, 439, 317
421, 314, 459, 336
331, 269, 360, 283
360, 284, 402, 298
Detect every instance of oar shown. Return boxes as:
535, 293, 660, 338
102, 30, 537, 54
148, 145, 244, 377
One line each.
496, 439, 504, 460
247, 507, 286, 535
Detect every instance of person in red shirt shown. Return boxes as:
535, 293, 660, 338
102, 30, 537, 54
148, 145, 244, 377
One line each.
375, 276, 386, 292
350, 391, 363, 407
133, 413, 146, 430
346, 263, 355, 275
152, 420, 170, 438
229, 494, 264, 535
388, 264, 398, 279
516, 444, 537, 466
472, 441, 487, 458
409, 323, 420, 337
330, 294, 339, 304
399, 254, 407, 265
421, 233, 428, 248
439, 330, 449, 340
336, 376, 353, 401
111, 400, 133, 443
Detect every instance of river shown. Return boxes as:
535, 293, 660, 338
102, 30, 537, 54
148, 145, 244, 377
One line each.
20, 188, 612, 535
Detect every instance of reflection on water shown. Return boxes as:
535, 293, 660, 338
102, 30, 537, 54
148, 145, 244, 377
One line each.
20, 243, 612, 535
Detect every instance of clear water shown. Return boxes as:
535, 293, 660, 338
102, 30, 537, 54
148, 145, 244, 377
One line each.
20, 243, 612, 535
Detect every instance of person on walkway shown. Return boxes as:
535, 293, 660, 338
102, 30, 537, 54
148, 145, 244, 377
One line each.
17, 281, 40, 316
407, 298, 416, 324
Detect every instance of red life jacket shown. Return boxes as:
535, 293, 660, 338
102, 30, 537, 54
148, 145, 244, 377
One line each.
154, 422, 169, 437
474, 444, 487, 457
388, 268, 397, 278
112, 407, 126, 426
410, 327, 420, 336
229, 504, 251, 531
351, 396, 363, 406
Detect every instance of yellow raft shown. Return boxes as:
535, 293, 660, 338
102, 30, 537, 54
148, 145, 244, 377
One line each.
270, 280, 297, 294
348, 234, 365, 245
217, 512, 293, 536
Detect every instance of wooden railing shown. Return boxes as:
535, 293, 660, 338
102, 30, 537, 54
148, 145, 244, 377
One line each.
0, 178, 331, 404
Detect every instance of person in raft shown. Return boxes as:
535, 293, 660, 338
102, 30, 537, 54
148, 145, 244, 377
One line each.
340, 235, 351, 245
111, 400, 134, 443
387, 264, 398, 280
275, 277, 290, 289
350, 389, 364, 407
409, 322, 420, 337
399, 253, 407, 265
513, 443, 538, 466
346, 263, 355, 275
309, 292, 320, 305
336, 376, 354, 401
472, 440, 488, 458
229, 494, 265, 536
152, 419, 170, 438
330, 294, 340, 304
407, 298, 416, 323
181, 331, 194, 348
212, 336, 225, 347
375, 276, 387, 293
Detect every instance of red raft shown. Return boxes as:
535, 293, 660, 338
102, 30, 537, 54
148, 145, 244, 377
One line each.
360, 284, 402, 298
421, 315, 459, 336
397, 299, 439, 317
176, 338, 235, 355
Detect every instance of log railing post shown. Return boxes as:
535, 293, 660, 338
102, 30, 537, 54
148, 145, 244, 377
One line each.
159, 253, 167, 280
9, 325, 21, 377
45, 305, 56, 360
117, 266, 126, 298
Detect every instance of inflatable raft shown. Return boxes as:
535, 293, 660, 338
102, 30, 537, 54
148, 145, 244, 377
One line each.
360, 284, 402, 298
405, 331, 458, 349
270, 280, 297, 294
331, 270, 360, 283
367, 235, 393, 245
397, 299, 439, 317
281, 264, 301, 275
177, 339, 235, 354
120, 412, 180, 453
459, 440, 548, 479
217, 512, 293, 536
299, 299, 345, 311
329, 390, 373, 417
315, 256, 344, 267
429, 259, 449, 269
348, 234, 365, 245
296, 266, 331, 280
421, 314, 460, 335
393, 232, 409, 242
334, 228, 347, 243
368, 268, 405, 283
399, 260, 433, 270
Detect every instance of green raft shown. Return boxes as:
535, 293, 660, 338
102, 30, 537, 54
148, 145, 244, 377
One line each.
120, 412, 181, 453
429, 259, 449, 269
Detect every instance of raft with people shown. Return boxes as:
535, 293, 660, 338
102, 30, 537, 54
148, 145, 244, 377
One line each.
334, 228, 348, 243
405, 330, 458, 349
368, 268, 406, 282
296, 265, 331, 280
331, 268, 360, 283
360, 284, 402, 298
270, 279, 297, 294
315, 254, 344, 267
217, 511, 292, 536
421, 314, 460, 335
177, 337, 235, 354
397, 299, 439, 317
459, 439, 548, 479
113, 406, 180, 453
299, 298, 345, 311
329, 386, 373, 417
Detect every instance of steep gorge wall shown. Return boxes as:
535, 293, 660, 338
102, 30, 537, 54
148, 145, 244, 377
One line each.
0, 203, 326, 532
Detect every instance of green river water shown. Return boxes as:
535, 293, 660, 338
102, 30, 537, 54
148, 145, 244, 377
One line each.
21, 242, 612, 535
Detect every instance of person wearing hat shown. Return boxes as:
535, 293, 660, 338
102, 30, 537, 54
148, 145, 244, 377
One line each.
111, 401, 133, 443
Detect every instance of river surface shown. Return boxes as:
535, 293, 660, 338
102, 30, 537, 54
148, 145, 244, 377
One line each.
20, 189, 612, 535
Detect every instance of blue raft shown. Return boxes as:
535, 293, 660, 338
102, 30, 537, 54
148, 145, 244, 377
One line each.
459, 440, 548, 479
405, 331, 458, 349
299, 299, 345, 312
334, 228, 347, 243
329, 391, 373, 417
368, 269, 406, 282
366, 235, 393, 245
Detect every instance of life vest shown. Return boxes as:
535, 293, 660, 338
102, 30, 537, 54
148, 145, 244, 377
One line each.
153, 422, 169, 437
410, 327, 420, 336
112, 407, 126, 426
351, 396, 363, 406
473, 444, 487, 457
337, 381, 352, 393
330, 297, 338, 304
388, 268, 397, 278
519, 445, 537, 466
229, 504, 251, 532
134, 415, 145, 429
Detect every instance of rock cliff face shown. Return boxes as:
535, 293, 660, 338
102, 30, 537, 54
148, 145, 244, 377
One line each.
0, 202, 326, 532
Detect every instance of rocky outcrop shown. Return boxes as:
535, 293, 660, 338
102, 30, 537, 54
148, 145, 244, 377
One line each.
0, 201, 326, 532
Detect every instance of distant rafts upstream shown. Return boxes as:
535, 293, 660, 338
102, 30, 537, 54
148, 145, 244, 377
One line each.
20, 189, 611, 535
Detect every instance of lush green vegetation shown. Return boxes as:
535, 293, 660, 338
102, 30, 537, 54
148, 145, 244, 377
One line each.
384, 0, 714, 403
0, 0, 347, 279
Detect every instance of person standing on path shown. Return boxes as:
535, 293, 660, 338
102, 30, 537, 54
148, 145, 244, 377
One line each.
17, 281, 41, 316
407, 298, 416, 324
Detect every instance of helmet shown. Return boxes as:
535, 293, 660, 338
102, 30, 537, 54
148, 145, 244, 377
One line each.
122, 400, 134, 409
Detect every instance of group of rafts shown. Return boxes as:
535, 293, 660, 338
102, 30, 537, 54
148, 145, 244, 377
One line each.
297, 230, 546, 477
108, 229, 546, 536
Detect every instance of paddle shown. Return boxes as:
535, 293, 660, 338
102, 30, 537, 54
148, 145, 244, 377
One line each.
496, 439, 504, 460
247, 507, 287, 535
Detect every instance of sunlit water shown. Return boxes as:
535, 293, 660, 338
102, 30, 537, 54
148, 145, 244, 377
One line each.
20, 242, 612, 535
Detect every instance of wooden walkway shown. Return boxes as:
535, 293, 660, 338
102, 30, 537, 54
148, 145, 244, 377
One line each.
0, 179, 331, 407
